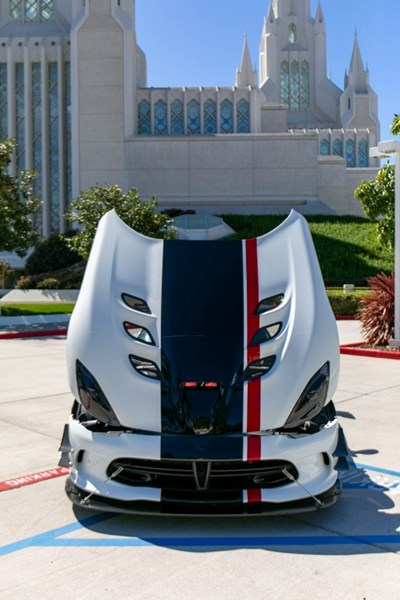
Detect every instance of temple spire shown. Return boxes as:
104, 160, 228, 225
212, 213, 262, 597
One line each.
346, 34, 368, 93
235, 33, 257, 87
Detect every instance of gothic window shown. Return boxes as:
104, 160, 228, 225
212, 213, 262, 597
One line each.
220, 99, 233, 133
280, 61, 289, 108
345, 139, 356, 167
154, 99, 168, 135
300, 61, 310, 110
10, 0, 53, 22
48, 62, 60, 233
288, 23, 297, 44
138, 100, 151, 135
65, 62, 72, 211
333, 139, 343, 157
358, 139, 368, 167
236, 99, 250, 133
171, 99, 184, 135
31, 63, 42, 231
290, 60, 300, 111
203, 99, 217, 134
0, 64, 7, 141
187, 100, 200, 134
320, 139, 330, 156
15, 63, 25, 172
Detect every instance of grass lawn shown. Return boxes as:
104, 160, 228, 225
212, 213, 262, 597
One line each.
222, 214, 394, 286
0, 303, 75, 317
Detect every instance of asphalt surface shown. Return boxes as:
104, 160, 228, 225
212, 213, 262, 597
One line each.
0, 321, 399, 600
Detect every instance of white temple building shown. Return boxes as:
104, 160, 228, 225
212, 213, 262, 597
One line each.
0, 0, 380, 235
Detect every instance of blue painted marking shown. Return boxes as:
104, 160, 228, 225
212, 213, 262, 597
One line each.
0, 513, 113, 557
1, 462, 400, 557
354, 463, 400, 479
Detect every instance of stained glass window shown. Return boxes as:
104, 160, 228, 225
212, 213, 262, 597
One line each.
320, 139, 329, 156
41, 0, 53, 20
290, 60, 300, 111
138, 100, 151, 135
170, 99, 184, 135
280, 61, 289, 108
10, 1, 53, 22
0, 64, 7, 141
236, 99, 250, 133
154, 99, 167, 135
187, 100, 200, 135
300, 61, 310, 110
333, 139, 343, 157
288, 24, 297, 44
203, 99, 217, 135
220, 99, 233, 134
31, 63, 42, 232
65, 62, 72, 209
358, 139, 368, 168
15, 63, 25, 172
48, 62, 59, 232
345, 139, 355, 167
26, 0, 38, 20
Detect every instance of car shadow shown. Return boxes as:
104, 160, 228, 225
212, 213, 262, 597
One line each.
72, 463, 400, 556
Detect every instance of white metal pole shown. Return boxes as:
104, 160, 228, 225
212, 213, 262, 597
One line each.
394, 149, 400, 343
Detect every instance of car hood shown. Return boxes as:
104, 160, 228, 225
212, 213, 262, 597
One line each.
67, 209, 339, 434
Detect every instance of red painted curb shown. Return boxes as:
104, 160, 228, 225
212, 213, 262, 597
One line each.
0, 467, 70, 492
336, 316, 355, 321
0, 328, 68, 340
340, 344, 400, 360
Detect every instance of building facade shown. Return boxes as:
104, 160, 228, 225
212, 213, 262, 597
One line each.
0, 0, 380, 235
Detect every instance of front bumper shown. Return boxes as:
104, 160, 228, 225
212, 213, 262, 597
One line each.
62, 417, 343, 515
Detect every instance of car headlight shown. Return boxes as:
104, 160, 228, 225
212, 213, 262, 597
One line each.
283, 362, 330, 429
76, 360, 121, 426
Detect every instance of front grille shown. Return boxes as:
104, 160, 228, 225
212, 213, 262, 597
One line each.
106, 458, 298, 492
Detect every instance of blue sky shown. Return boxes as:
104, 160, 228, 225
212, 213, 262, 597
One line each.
136, 0, 399, 140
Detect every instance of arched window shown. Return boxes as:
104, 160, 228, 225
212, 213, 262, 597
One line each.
203, 99, 217, 134
236, 99, 250, 133
333, 139, 343, 157
300, 61, 310, 110
290, 60, 300, 111
138, 99, 151, 135
345, 139, 356, 167
170, 99, 184, 135
187, 100, 200, 134
220, 99, 233, 133
358, 139, 368, 167
48, 62, 59, 232
154, 100, 168, 135
10, 0, 53, 22
288, 23, 297, 44
15, 63, 25, 172
0, 64, 7, 140
280, 61, 289, 108
320, 139, 330, 156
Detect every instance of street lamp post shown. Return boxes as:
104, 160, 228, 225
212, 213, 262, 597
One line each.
369, 140, 400, 347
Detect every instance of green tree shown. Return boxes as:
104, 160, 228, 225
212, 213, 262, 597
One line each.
0, 139, 40, 256
391, 114, 400, 135
354, 164, 395, 249
65, 184, 177, 260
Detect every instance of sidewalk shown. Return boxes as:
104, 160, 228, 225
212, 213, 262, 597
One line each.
0, 314, 70, 339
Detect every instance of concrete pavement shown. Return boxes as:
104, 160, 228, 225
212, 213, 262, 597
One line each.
0, 322, 399, 600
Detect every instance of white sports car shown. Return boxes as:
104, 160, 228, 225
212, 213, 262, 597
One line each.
59, 209, 348, 515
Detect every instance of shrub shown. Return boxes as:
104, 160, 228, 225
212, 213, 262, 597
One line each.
25, 231, 80, 275
36, 277, 60, 289
15, 275, 34, 289
357, 272, 394, 346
